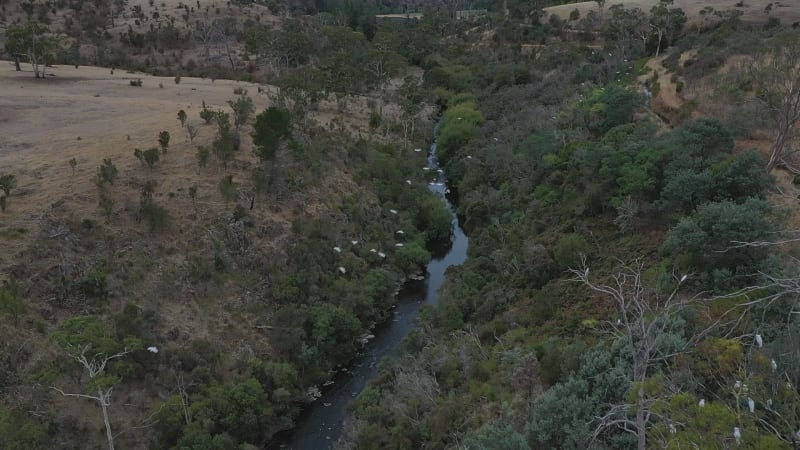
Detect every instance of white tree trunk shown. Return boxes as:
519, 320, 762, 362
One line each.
99, 389, 115, 450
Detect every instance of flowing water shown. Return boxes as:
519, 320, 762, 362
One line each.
273, 137, 469, 450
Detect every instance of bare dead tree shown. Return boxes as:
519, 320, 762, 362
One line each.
51, 345, 130, 450
570, 258, 695, 450
749, 44, 800, 172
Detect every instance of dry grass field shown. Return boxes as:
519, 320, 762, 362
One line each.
544, 0, 800, 26
0, 62, 273, 267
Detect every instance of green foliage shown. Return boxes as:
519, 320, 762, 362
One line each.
368, 111, 382, 130
188, 378, 272, 445
218, 175, 238, 203
143, 147, 160, 168
5, 22, 63, 78
0, 405, 45, 450
0, 174, 16, 196
211, 112, 237, 167
579, 85, 640, 136
413, 195, 453, 246
661, 198, 773, 284
95, 159, 118, 186
553, 234, 591, 269
197, 145, 210, 168
200, 106, 216, 124
392, 242, 430, 275
98, 190, 114, 222
228, 95, 255, 129
437, 100, 484, 162
465, 421, 529, 450
139, 181, 171, 233
52, 315, 119, 354
177, 109, 187, 127
158, 130, 170, 154
0, 279, 25, 321
252, 107, 292, 161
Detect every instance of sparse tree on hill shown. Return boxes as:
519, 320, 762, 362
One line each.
51, 316, 140, 450
177, 110, 187, 128
219, 175, 238, 203
69, 157, 77, 176
0, 279, 25, 324
95, 160, 118, 186
158, 131, 170, 154
0, 174, 16, 196
143, 148, 160, 168
228, 95, 254, 130
649, 1, 686, 57
197, 145, 210, 168
5, 22, 63, 78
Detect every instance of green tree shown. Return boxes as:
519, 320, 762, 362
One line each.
252, 107, 292, 161
649, 2, 686, 56
218, 175, 238, 203
158, 131, 170, 154
51, 316, 141, 450
0, 406, 45, 450
0, 174, 16, 196
0, 279, 25, 324
5, 22, 63, 78
212, 116, 237, 167
177, 109, 187, 128
197, 145, 211, 168
228, 95, 254, 130
95, 159, 118, 186
143, 147, 160, 168
661, 198, 773, 281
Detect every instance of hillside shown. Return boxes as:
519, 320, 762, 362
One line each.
5, 0, 800, 449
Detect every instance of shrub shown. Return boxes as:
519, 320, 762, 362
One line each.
158, 131, 170, 154
252, 107, 292, 161
174, 75, 181, 84
218, 175, 238, 203
143, 147, 160, 168
130, 78, 143, 86
0, 174, 16, 196
96, 159, 118, 186
177, 109, 187, 127
553, 234, 591, 269
197, 146, 210, 168
200, 106, 216, 124
661, 198, 773, 280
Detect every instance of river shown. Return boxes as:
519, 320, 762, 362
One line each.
273, 135, 469, 450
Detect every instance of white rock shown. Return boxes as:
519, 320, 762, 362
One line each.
395, 243, 404, 247
699, 399, 705, 408
414, 148, 422, 152
147, 346, 159, 354
772, 359, 778, 371
377, 252, 386, 258
351, 240, 359, 245
338, 266, 346, 274
370, 248, 377, 253
389, 209, 398, 215
406, 180, 412, 185
755, 334, 763, 348
333, 246, 341, 253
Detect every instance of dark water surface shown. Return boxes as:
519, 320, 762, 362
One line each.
273, 139, 469, 450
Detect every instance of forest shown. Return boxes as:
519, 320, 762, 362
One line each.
3, 0, 800, 449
